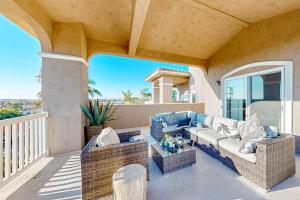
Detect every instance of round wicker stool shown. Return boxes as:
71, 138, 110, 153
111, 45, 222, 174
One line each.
112, 164, 147, 200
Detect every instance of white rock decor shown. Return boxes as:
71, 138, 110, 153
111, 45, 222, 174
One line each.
112, 164, 147, 200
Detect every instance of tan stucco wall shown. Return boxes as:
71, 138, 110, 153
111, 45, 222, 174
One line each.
177, 83, 189, 101
42, 58, 88, 155
53, 23, 87, 59
189, 67, 206, 103
106, 103, 204, 129
203, 9, 300, 151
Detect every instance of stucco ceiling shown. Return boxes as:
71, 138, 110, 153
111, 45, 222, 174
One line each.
35, 0, 132, 45
33, 0, 300, 60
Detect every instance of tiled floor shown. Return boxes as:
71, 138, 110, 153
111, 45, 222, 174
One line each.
5, 127, 300, 200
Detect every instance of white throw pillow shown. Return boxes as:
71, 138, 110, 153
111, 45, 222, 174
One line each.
97, 127, 120, 147
239, 114, 265, 140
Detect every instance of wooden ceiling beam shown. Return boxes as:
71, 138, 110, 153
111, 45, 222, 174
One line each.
128, 0, 151, 56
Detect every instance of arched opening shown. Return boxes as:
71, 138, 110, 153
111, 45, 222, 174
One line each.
87, 54, 189, 104
0, 15, 42, 119
221, 61, 293, 134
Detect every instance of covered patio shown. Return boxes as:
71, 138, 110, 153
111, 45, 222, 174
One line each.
1, 0, 300, 199
2, 127, 300, 200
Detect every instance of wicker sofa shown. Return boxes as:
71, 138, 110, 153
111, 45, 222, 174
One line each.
150, 111, 191, 141
81, 129, 149, 200
150, 111, 296, 191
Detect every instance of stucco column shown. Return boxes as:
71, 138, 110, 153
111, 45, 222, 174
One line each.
152, 81, 160, 103
159, 76, 173, 104
41, 22, 88, 155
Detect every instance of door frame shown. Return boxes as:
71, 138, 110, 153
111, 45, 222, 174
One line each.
221, 61, 293, 134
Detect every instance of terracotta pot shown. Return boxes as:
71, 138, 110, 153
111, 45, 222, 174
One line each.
86, 125, 103, 142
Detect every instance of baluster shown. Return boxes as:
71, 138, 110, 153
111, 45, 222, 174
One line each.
38, 117, 42, 156
34, 119, 38, 159
19, 122, 24, 170
42, 117, 46, 154
4, 125, 11, 179
0, 126, 3, 181
24, 121, 29, 166
12, 124, 18, 175
30, 120, 34, 163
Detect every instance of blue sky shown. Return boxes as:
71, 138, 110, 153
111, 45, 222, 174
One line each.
0, 15, 41, 99
0, 15, 188, 99
89, 55, 187, 98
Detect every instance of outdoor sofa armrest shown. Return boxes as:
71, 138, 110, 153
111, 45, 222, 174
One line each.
256, 134, 295, 160
255, 134, 295, 190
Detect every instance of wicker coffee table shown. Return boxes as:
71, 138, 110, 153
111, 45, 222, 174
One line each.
151, 143, 196, 174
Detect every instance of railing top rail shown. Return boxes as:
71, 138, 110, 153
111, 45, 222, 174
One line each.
0, 112, 48, 127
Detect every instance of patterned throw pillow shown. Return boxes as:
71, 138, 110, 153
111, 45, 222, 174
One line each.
129, 135, 144, 142
161, 120, 168, 128
239, 114, 265, 140
217, 124, 229, 135
189, 120, 198, 127
239, 113, 266, 153
239, 139, 261, 153
262, 126, 279, 138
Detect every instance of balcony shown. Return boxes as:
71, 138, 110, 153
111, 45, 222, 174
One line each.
0, 125, 299, 200
1, 0, 300, 199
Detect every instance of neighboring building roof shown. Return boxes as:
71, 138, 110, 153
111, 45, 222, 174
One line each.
145, 68, 190, 82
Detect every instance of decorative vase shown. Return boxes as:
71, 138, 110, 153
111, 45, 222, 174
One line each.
86, 125, 103, 143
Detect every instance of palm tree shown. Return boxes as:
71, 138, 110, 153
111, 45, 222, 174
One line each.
140, 88, 151, 104
88, 79, 102, 99
122, 90, 135, 103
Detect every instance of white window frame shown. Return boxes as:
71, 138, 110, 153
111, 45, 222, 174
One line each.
221, 61, 293, 134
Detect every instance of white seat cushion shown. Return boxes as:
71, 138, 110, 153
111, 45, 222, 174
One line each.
219, 138, 256, 163
196, 129, 227, 146
97, 127, 120, 146
162, 125, 179, 133
212, 116, 238, 130
184, 127, 209, 135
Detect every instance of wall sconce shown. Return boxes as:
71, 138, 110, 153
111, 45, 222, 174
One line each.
216, 80, 221, 86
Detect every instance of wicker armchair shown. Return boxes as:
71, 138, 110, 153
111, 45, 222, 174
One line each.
81, 129, 149, 200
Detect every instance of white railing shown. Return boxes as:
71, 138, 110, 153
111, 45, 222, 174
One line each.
0, 112, 48, 187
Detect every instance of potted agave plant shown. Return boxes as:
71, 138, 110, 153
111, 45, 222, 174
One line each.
80, 99, 117, 142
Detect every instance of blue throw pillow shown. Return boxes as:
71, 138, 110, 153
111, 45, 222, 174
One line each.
163, 112, 179, 126
175, 112, 189, 126
196, 113, 207, 123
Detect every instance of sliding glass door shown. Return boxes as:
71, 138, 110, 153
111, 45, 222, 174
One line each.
249, 71, 282, 129
225, 77, 247, 121
224, 68, 284, 130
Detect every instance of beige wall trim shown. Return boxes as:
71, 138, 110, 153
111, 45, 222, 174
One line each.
180, 0, 249, 27
39, 52, 89, 67
128, 0, 151, 56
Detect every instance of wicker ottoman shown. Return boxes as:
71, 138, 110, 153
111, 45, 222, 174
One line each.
112, 164, 147, 200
